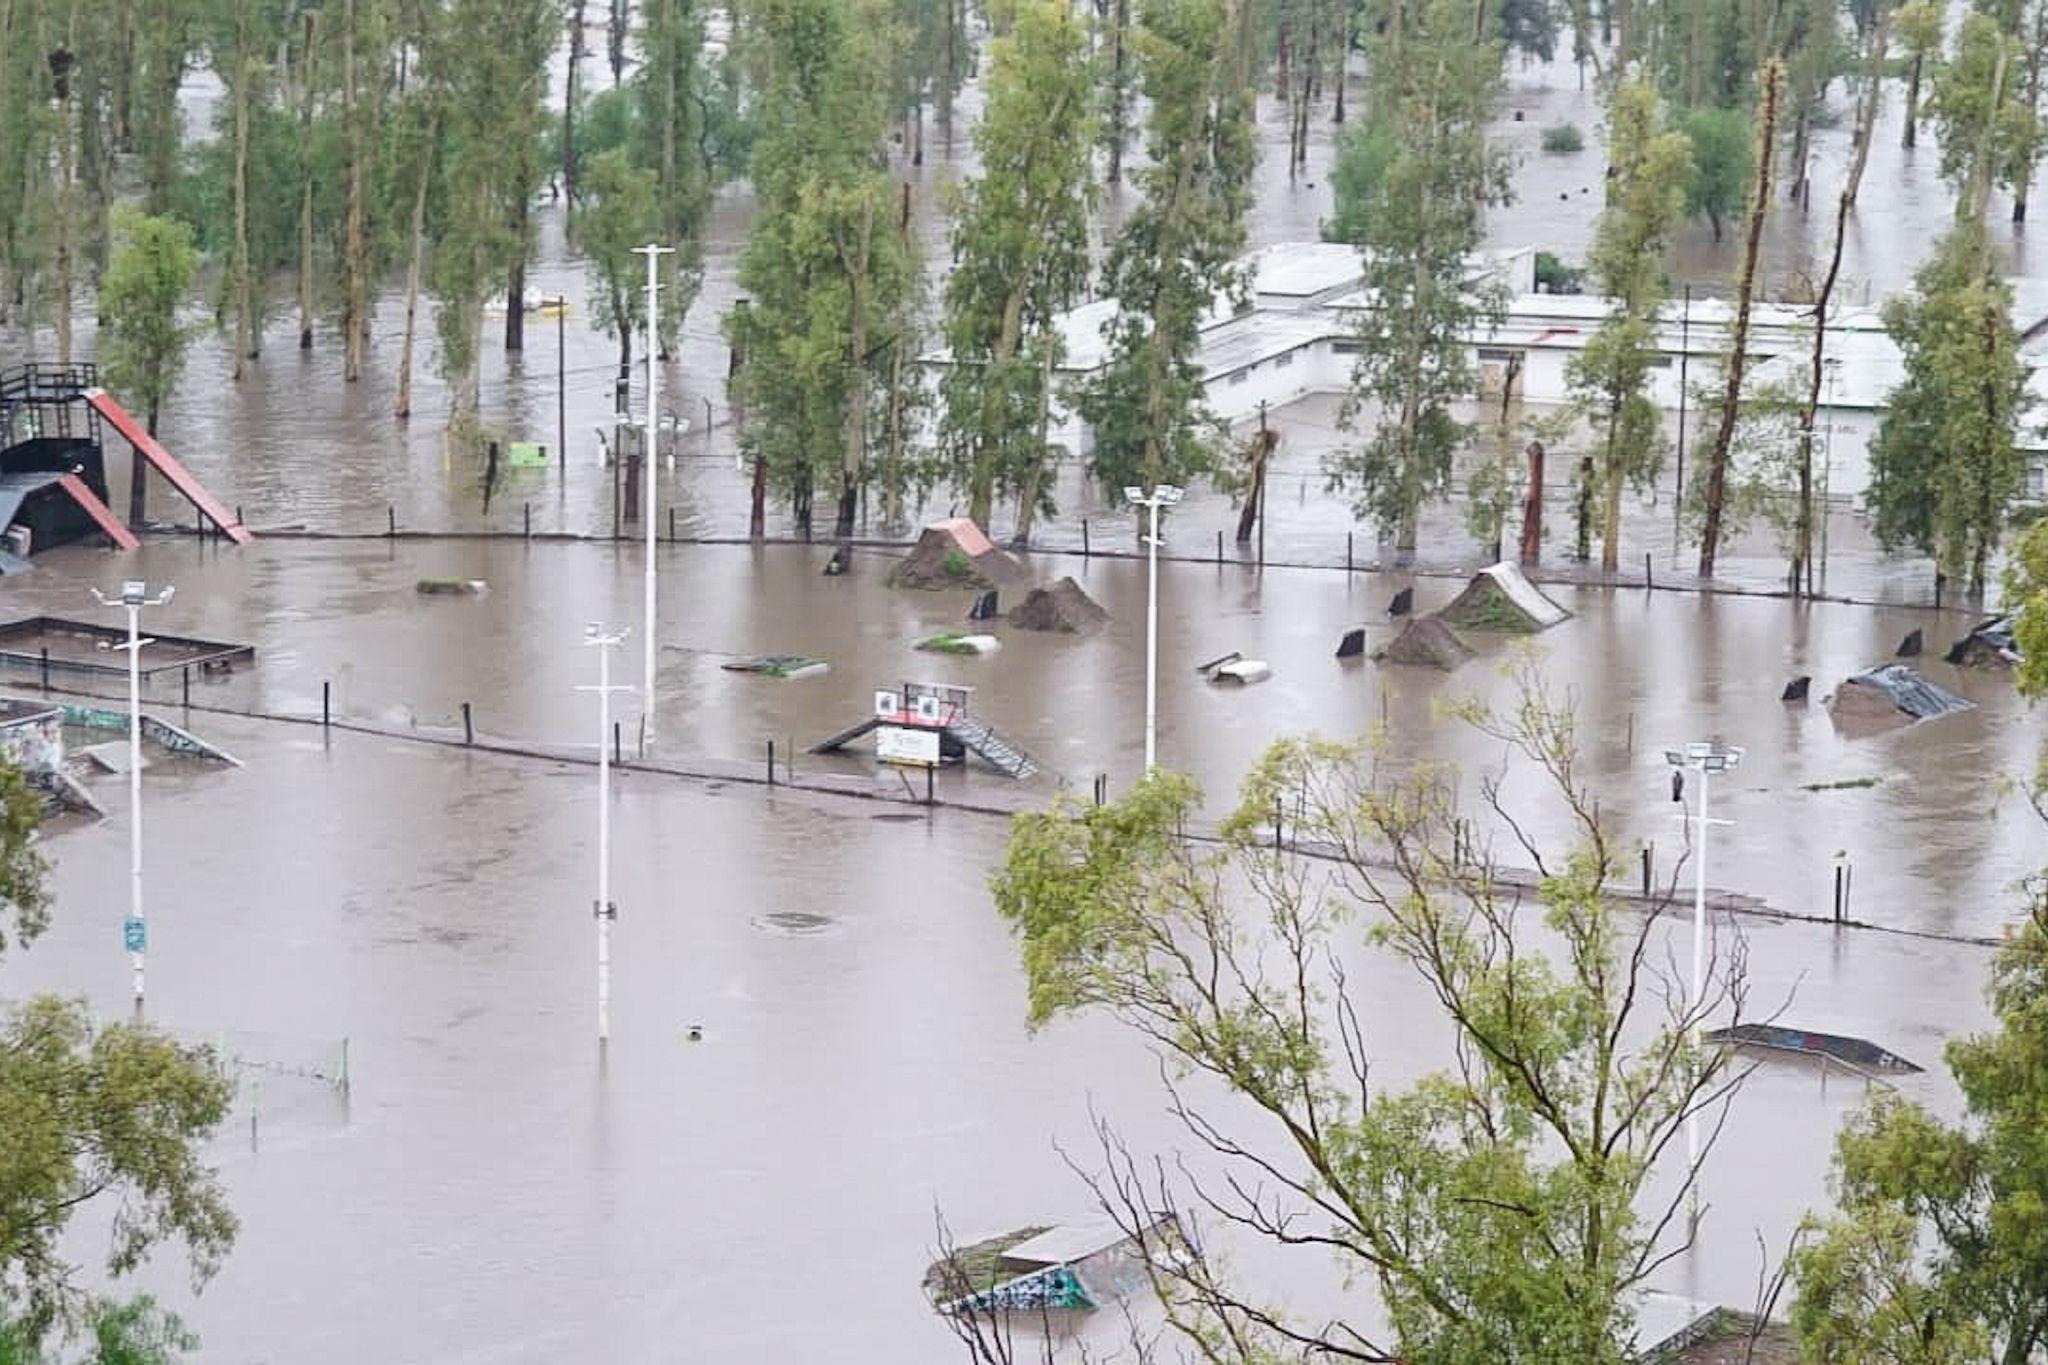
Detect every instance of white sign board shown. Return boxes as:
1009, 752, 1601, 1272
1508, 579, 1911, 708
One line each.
873, 690, 901, 718
876, 725, 940, 768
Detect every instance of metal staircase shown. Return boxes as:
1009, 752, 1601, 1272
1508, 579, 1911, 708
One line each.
947, 716, 1038, 779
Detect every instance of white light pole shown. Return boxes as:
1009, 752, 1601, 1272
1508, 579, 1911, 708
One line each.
1819, 357, 1841, 582
579, 624, 632, 1043
93, 580, 173, 1017
1123, 484, 1183, 774
632, 242, 673, 751
1664, 740, 1741, 1211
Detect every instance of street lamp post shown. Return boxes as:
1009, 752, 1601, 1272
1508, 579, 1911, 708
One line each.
1663, 740, 1741, 1207
541, 294, 569, 476
1123, 484, 1183, 774
631, 243, 674, 752
579, 624, 632, 1043
93, 580, 174, 1018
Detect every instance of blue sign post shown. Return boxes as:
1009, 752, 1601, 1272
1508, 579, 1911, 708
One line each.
123, 916, 146, 954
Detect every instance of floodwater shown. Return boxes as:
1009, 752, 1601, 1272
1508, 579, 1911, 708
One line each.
8, 38, 2023, 606
3, 27, 2046, 1362
0, 533, 2038, 1360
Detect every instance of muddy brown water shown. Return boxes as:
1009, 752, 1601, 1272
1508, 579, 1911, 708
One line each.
0, 535, 2033, 1361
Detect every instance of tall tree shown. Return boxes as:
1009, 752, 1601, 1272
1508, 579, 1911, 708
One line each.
938, 0, 1095, 535
1567, 80, 1690, 574
1867, 219, 2028, 602
1696, 58, 1782, 575
0, 754, 236, 1353
1075, 0, 1255, 506
1793, 873, 2048, 1364
1896, 0, 1941, 147
135, 0, 197, 216
1100, 0, 1135, 183
992, 675, 1747, 1365
1327, 0, 1508, 553
389, 0, 440, 420
429, 0, 552, 444
632, 0, 712, 356
97, 207, 198, 524
1929, 13, 2038, 218
728, 0, 914, 538
1678, 104, 1751, 241
2008, 517, 2048, 697
573, 147, 660, 371
1780, 0, 1841, 206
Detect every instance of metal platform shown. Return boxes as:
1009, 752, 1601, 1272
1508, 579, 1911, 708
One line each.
0, 616, 255, 677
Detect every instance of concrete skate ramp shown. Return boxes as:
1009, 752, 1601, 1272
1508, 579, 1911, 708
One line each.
1381, 617, 1473, 670
1827, 663, 1972, 732
890, 518, 1027, 590
1435, 562, 1570, 633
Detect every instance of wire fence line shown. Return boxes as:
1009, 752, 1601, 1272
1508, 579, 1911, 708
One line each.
2, 668, 2006, 954
230, 520, 1979, 617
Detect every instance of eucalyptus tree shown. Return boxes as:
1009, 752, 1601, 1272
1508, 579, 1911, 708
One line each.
632, 0, 712, 354
938, 0, 1095, 537
1075, 0, 1256, 505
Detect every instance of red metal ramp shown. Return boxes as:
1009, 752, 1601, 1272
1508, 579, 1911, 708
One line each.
56, 474, 140, 550
81, 388, 252, 544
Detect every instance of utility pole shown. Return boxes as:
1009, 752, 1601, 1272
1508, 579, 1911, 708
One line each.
632, 243, 674, 749
579, 624, 632, 1043
93, 580, 174, 1019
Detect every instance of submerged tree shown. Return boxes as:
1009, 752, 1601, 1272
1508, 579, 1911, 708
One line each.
1075, 0, 1255, 503
97, 207, 197, 524
1868, 219, 2028, 602
573, 148, 662, 371
938, 0, 1094, 537
728, 0, 915, 538
1568, 80, 1690, 574
992, 673, 1750, 1364
632, 0, 713, 355
1327, 0, 1508, 553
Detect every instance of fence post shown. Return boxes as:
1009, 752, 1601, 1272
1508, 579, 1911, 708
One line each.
182, 666, 190, 710
1644, 553, 1653, 589
1642, 846, 1652, 897
39, 646, 49, 692
1082, 519, 1090, 558
322, 681, 331, 728
926, 764, 935, 806
669, 507, 676, 543
461, 702, 474, 745
613, 721, 622, 766
767, 739, 776, 786
524, 502, 532, 539
387, 505, 396, 538
1216, 530, 1223, 564
1347, 532, 1353, 572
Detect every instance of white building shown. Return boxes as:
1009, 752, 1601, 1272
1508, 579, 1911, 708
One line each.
926, 241, 2048, 504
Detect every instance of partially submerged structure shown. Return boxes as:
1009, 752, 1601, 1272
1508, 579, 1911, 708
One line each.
915, 633, 1001, 655
1382, 616, 1474, 670
1947, 615, 2021, 668
810, 681, 1037, 778
1436, 562, 1571, 633
721, 655, 828, 680
1827, 663, 1973, 730
926, 1217, 1178, 1318
889, 518, 1027, 590
1008, 577, 1107, 634
0, 363, 250, 562
0, 616, 254, 680
1706, 1023, 1921, 1075
1197, 651, 1272, 684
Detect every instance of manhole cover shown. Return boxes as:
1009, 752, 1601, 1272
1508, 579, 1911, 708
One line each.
754, 911, 833, 935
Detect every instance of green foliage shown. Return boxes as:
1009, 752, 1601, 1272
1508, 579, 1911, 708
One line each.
2009, 519, 2048, 698
1568, 81, 1691, 570
0, 760, 48, 960
1928, 14, 2040, 205
1539, 120, 1584, 151
1075, 0, 1255, 501
991, 680, 1737, 1364
729, 0, 919, 536
572, 149, 661, 365
633, 0, 714, 344
81, 1296, 197, 1365
1321, 122, 1394, 243
1327, 0, 1509, 550
939, 0, 1095, 528
1533, 249, 1584, 292
1792, 881, 2048, 1362
1869, 220, 2028, 597
1678, 104, 1752, 242
96, 208, 200, 431
1496, 0, 1559, 61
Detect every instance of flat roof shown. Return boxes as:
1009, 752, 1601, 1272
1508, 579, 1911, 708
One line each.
1000, 1218, 1157, 1267
1241, 241, 1366, 299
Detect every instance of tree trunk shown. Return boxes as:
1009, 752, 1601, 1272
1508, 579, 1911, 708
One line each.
609, 0, 627, 85
2013, 25, 2045, 224
1699, 61, 1782, 577
1903, 54, 1921, 149
883, 335, 906, 529
112, 0, 136, 150
1107, 0, 1129, 184
1841, 11, 1886, 208
939, 0, 958, 143
505, 242, 527, 352
53, 52, 73, 364
231, 0, 254, 377
1519, 440, 1544, 565
1011, 343, 1055, 548
342, 0, 367, 382
969, 287, 1028, 526
565, 0, 585, 214
835, 205, 875, 542
1599, 402, 1623, 571
297, 10, 317, 349
393, 120, 435, 420
1574, 454, 1593, 560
